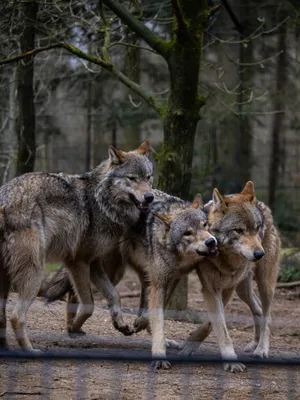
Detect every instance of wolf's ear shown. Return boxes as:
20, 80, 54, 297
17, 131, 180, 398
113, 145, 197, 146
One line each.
153, 212, 173, 227
190, 194, 203, 210
212, 188, 227, 212
108, 145, 127, 164
240, 181, 256, 203
136, 140, 151, 158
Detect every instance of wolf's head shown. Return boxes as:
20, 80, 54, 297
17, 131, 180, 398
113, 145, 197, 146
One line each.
207, 181, 265, 262
95, 140, 154, 228
153, 195, 218, 264
105, 139, 154, 208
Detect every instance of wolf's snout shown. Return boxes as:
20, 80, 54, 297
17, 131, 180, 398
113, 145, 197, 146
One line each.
144, 193, 154, 204
253, 249, 265, 260
205, 237, 217, 248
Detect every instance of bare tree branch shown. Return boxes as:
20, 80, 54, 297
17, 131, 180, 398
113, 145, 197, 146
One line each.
0, 44, 62, 66
101, 0, 169, 59
108, 41, 158, 55
0, 43, 163, 117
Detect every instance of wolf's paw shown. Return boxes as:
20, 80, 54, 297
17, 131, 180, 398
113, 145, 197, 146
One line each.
253, 346, 269, 359
244, 341, 258, 353
224, 362, 247, 373
133, 316, 149, 333
113, 321, 134, 336
68, 328, 86, 338
179, 341, 199, 356
151, 360, 171, 371
29, 348, 43, 355
166, 339, 180, 350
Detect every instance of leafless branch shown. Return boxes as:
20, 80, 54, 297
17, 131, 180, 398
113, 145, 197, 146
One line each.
102, 0, 169, 58
0, 43, 163, 116
199, 83, 285, 116
108, 41, 158, 55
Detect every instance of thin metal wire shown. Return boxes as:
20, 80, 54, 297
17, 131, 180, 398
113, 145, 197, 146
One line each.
0, 350, 299, 399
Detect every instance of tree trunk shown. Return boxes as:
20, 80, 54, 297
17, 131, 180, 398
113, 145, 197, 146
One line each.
158, 0, 208, 312
123, 38, 141, 149
235, 37, 254, 191
268, 21, 287, 210
85, 39, 94, 171
16, 1, 37, 176
85, 75, 94, 171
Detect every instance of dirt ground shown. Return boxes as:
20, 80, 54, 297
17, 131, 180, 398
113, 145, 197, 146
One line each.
1, 270, 300, 400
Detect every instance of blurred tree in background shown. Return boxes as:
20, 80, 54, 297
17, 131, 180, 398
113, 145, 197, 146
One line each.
0, 0, 299, 307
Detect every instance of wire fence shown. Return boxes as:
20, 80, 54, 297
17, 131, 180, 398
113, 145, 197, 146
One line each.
0, 349, 299, 399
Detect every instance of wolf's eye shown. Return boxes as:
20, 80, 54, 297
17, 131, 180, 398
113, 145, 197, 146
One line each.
127, 176, 136, 181
183, 230, 193, 237
202, 221, 208, 228
234, 229, 243, 234
147, 175, 152, 181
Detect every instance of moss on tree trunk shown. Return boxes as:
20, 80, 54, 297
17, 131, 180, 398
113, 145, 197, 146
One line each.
157, 0, 208, 311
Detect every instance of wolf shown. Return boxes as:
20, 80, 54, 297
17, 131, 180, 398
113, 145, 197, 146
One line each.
180, 181, 281, 372
0, 140, 155, 352
146, 195, 218, 369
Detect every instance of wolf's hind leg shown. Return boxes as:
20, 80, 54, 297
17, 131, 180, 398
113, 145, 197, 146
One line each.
235, 274, 262, 353
65, 291, 88, 337
252, 254, 279, 359
90, 261, 134, 336
65, 261, 94, 334
9, 231, 44, 352
0, 268, 10, 349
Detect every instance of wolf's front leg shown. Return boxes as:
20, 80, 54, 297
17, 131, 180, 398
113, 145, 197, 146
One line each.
180, 287, 234, 355
149, 282, 170, 370
90, 261, 134, 336
203, 289, 246, 373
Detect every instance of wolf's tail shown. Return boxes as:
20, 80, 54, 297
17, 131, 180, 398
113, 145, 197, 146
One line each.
44, 265, 75, 303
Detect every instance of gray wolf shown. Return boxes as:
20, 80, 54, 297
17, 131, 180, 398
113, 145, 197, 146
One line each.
146, 195, 218, 369
180, 181, 281, 372
0, 140, 154, 351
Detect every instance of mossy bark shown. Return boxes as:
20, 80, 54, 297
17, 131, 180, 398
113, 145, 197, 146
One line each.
124, 38, 141, 149
157, 0, 208, 311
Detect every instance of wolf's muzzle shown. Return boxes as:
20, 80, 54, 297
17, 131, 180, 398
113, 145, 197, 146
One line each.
205, 237, 217, 248
144, 193, 154, 204
253, 249, 265, 260
196, 237, 218, 258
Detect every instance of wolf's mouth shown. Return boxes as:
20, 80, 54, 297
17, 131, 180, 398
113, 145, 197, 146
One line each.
129, 193, 151, 211
196, 248, 218, 258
